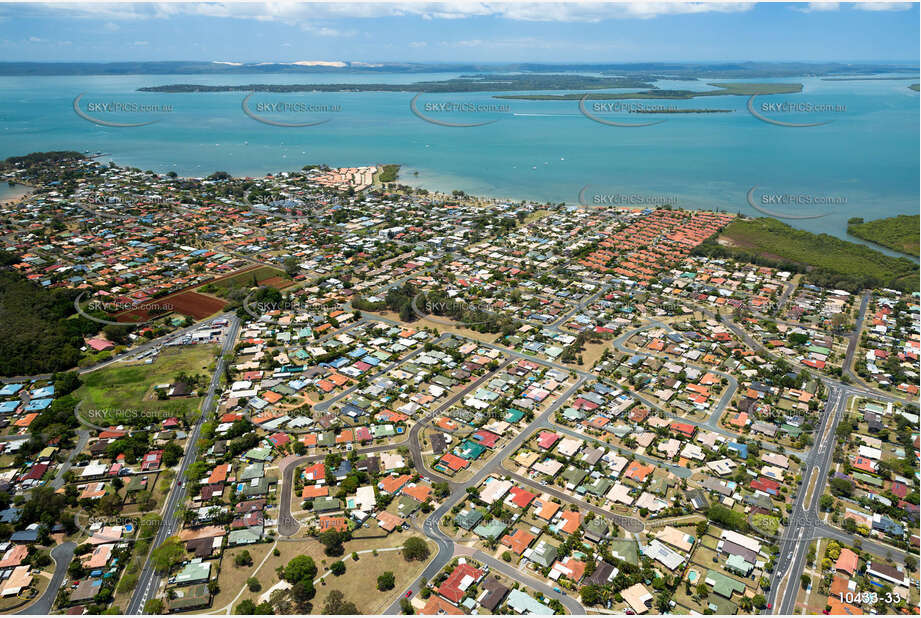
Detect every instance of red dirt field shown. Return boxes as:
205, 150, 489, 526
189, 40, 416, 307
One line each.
114, 291, 226, 322
258, 276, 296, 290
160, 291, 227, 320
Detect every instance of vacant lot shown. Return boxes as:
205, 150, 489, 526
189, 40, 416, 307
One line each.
75, 345, 217, 425
313, 540, 435, 614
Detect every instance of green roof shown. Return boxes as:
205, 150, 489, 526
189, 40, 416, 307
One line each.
705, 570, 745, 598
504, 408, 525, 423
473, 519, 507, 540
725, 553, 753, 574
228, 529, 260, 545
455, 440, 486, 460
175, 559, 211, 584
168, 583, 211, 610
454, 509, 484, 530
313, 497, 342, 512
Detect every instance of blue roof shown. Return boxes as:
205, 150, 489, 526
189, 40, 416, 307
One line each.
30, 386, 54, 399
24, 398, 53, 411
0, 401, 19, 413
727, 441, 748, 459
0, 384, 23, 396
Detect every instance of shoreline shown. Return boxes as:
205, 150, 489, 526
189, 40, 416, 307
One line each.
0, 182, 35, 206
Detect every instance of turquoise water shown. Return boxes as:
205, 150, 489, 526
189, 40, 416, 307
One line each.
0, 73, 917, 246
0, 182, 30, 202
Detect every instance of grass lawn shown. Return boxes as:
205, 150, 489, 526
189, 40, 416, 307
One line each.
313, 540, 435, 614
208, 542, 277, 612
75, 345, 218, 425
199, 265, 286, 291
220, 531, 433, 614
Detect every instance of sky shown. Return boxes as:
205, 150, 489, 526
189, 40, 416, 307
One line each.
0, 2, 917, 64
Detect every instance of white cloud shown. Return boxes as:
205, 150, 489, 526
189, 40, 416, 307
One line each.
28, 36, 44, 42
792, 2, 840, 12
134, 40, 149, 46
409, 41, 428, 47
28, 2, 757, 23
853, 2, 913, 10
300, 23, 358, 37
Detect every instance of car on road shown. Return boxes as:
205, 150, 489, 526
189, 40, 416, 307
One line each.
403, 590, 413, 599
767, 603, 773, 610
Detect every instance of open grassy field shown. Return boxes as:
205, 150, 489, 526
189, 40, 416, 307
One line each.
198, 265, 289, 293
847, 214, 920, 257
712, 217, 919, 292
75, 345, 218, 426
313, 540, 436, 614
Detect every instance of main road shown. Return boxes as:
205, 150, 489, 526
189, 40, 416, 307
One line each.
126, 315, 241, 615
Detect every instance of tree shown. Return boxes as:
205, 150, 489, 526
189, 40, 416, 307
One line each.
234, 600, 256, 615
330, 561, 346, 576
580, 584, 604, 605
150, 537, 184, 573
696, 520, 709, 538
377, 571, 395, 591
501, 551, 512, 562
143, 599, 164, 615
162, 441, 183, 467
400, 598, 414, 614
323, 590, 359, 614
753, 594, 767, 609
283, 555, 318, 584
402, 537, 430, 561
284, 256, 300, 277
801, 574, 811, 590
235, 550, 253, 567
247, 577, 261, 592
292, 579, 316, 604
318, 530, 348, 556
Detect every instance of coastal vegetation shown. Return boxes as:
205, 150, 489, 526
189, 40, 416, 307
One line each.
634, 108, 732, 113
376, 164, 400, 184
0, 256, 98, 376
847, 215, 919, 257
0, 150, 84, 169
494, 82, 802, 101
694, 217, 919, 293
910, 84, 920, 92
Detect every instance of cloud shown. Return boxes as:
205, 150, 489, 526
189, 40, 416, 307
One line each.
792, 2, 840, 12
409, 41, 428, 48
28, 36, 44, 42
134, 40, 149, 46
853, 2, 913, 10
300, 23, 358, 37
25, 2, 757, 23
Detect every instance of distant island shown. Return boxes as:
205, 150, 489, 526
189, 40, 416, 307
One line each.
632, 109, 732, 113
911, 84, 920, 92
822, 76, 920, 81
0, 60, 916, 77
139, 77, 801, 101
847, 215, 920, 257
139, 74, 655, 93
494, 82, 802, 101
